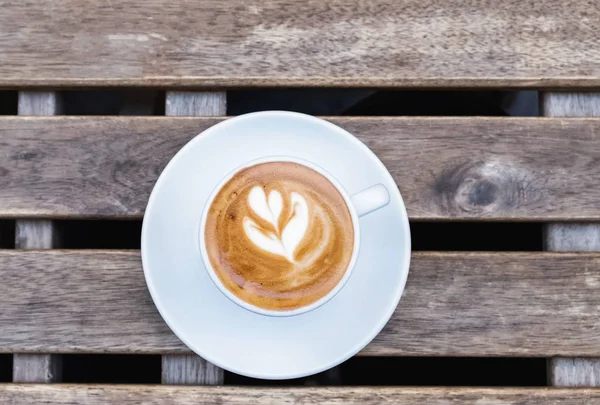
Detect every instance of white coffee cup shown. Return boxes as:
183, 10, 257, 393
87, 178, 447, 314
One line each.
199, 155, 390, 317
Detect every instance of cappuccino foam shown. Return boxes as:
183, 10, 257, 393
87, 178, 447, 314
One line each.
204, 162, 354, 311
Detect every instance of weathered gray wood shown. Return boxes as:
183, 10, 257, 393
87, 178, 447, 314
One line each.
1, 117, 600, 220
162, 91, 225, 385
2, 385, 600, 405
15, 220, 58, 250
13, 92, 63, 384
15, 94, 62, 251
2, 1, 600, 88
165, 92, 226, 116
542, 92, 600, 387
2, 251, 600, 357
17, 92, 62, 116
12, 355, 62, 383
541, 93, 600, 117
545, 224, 600, 252
550, 359, 600, 387
161, 355, 224, 385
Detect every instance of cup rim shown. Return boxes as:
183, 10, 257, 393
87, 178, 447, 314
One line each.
198, 155, 361, 317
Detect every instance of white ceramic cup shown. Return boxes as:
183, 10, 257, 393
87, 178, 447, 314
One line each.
199, 155, 390, 317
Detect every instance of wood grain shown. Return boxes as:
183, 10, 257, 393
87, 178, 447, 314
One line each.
165, 92, 226, 116
15, 94, 62, 249
161, 355, 224, 385
17, 93, 63, 116
542, 92, 600, 387
1, 117, 600, 220
161, 92, 225, 385
15, 220, 58, 250
2, 385, 600, 405
13, 92, 62, 384
545, 224, 600, 252
2, 250, 600, 356
1, 1, 600, 87
550, 359, 600, 387
12, 355, 61, 383
541, 93, 600, 117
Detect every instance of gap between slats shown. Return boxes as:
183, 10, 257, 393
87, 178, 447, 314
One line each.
44, 220, 544, 251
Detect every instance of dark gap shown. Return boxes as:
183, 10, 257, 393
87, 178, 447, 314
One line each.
0, 355, 11, 382
62, 354, 160, 384
0, 220, 15, 248
0, 91, 17, 115
228, 89, 375, 116
343, 91, 538, 116
55, 220, 141, 249
226, 357, 546, 386
225, 367, 342, 386
411, 221, 543, 251
53, 220, 542, 250
53, 220, 542, 251
228, 90, 538, 117
53, 89, 539, 116
339, 357, 547, 386
61, 90, 162, 115
154, 91, 166, 115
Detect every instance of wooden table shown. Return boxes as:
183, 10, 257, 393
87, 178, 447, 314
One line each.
1, 0, 600, 403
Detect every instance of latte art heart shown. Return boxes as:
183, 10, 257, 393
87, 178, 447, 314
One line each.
204, 162, 354, 311
243, 187, 310, 263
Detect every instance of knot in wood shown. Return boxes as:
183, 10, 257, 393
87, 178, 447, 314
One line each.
434, 160, 528, 216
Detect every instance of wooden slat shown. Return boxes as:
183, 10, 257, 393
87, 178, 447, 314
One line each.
15, 220, 58, 250
545, 224, 600, 252
550, 359, 600, 387
2, 385, 600, 405
1, 250, 600, 356
161, 356, 223, 385
1, 117, 600, 220
1, 1, 600, 88
17, 93, 62, 116
13, 92, 63, 384
161, 92, 225, 385
542, 93, 600, 117
165, 92, 226, 117
12, 355, 61, 384
542, 92, 600, 387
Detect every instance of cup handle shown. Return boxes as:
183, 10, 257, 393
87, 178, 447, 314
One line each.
351, 184, 390, 218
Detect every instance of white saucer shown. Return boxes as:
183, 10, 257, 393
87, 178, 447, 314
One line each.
141, 111, 411, 380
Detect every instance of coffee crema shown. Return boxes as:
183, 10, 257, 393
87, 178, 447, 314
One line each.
204, 162, 355, 311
